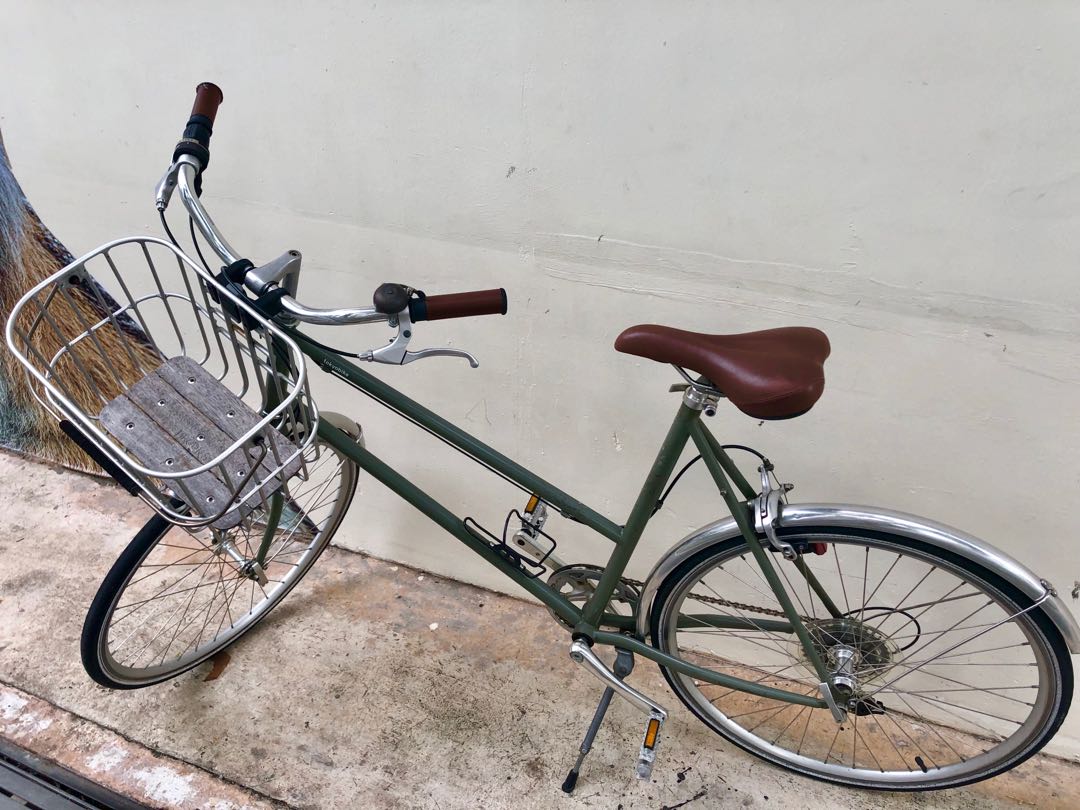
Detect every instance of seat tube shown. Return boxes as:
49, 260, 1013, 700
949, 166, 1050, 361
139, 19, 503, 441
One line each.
578, 403, 700, 630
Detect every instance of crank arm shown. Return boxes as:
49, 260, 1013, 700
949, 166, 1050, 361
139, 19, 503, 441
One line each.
570, 641, 667, 718
570, 640, 668, 779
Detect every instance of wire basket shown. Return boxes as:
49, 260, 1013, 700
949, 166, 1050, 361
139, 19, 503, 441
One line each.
4, 236, 319, 530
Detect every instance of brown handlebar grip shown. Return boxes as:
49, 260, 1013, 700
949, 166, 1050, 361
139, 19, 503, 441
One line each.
411, 289, 508, 321
191, 82, 224, 124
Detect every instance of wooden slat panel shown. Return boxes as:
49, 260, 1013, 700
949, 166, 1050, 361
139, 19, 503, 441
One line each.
125, 374, 261, 489
99, 396, 242, 528
156, 356, 264, 439
99, 356, 303, 529
157, 356, 301, 480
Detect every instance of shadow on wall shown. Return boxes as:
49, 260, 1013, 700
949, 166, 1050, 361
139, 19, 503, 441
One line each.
0, 129, 141, 473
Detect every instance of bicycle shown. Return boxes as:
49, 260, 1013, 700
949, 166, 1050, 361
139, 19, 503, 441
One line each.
6, 82, 1078, 793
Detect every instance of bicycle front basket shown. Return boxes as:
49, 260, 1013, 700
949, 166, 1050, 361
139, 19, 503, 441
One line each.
4, 236, 319, 529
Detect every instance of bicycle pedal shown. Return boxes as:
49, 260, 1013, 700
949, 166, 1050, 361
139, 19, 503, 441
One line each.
635, 710, 665, 780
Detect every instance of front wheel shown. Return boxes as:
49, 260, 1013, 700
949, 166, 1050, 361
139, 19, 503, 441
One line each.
81, 428, 359, 688
649, 526, 1072, 790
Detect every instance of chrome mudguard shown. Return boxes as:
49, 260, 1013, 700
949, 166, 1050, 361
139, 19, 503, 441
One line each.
321, 412, 365, 447
634, 502, 1080, 654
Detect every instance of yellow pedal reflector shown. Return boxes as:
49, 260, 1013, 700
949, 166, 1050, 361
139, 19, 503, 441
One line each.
644, 717, 660, 749
525, 494, 540, 513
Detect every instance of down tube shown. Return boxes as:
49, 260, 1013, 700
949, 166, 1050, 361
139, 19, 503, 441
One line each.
316, 418, 582, 626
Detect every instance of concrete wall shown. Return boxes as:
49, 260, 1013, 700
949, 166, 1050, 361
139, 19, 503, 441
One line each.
3, 2, 1079, 751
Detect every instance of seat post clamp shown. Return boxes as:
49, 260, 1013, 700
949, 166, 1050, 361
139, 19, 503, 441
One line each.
672, 366, 722, 416
682, 386, 719, 416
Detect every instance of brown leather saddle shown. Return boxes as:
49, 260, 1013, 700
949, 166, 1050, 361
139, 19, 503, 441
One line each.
615, 325, 830, 420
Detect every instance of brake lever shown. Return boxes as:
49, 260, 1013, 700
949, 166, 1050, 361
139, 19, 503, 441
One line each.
402, 347, 479, 368
364, 309, 479, 368
155, 160, 182, 211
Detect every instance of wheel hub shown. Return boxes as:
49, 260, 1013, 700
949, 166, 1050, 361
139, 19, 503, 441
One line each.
210, 536, 268, 585
796, 617, 899, 687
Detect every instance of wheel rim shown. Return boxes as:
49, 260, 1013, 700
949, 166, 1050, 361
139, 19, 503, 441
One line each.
96, 438, 356, 685
656, 532, 1062, 787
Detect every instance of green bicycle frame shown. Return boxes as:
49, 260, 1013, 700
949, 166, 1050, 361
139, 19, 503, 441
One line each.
283, 327, 831, 710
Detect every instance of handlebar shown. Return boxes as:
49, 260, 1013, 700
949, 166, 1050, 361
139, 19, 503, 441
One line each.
410, 289, 507, 322
167, 82, 508, 331
172, 82, 223, 171
190, 82, 224, 125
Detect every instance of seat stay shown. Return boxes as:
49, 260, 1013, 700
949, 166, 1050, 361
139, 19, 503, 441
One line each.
688, 419, 831, 682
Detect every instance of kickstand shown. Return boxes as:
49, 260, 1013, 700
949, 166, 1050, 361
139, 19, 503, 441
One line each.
561, 648, 635, 794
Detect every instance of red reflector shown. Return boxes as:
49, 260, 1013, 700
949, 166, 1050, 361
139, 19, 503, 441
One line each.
811, 542, 827, 555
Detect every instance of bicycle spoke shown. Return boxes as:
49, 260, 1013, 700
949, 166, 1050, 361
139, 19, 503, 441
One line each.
862, 551, 902, 610
121, 563, 227, 666
823, 724, 844, 765
897, 693, 1013, 744
691, 582, 798, 662
705, 660, 809, 705
859, 546, 869, 619
833, 545, 851, 615
776, 558, 816, 623
111, 558, 219, 655
867, 708, 914, 771
157, 558, 213, 665
113, 556, 237, 622
887, 692, 959, 765
658, 533, 1060, 786
96, 438, 354, 682
868, 600, 1032, 698
772, 704, 808, 746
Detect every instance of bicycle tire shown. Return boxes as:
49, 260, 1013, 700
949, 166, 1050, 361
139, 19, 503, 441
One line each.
649, 526, 1072, 790
81, 432, 358, 688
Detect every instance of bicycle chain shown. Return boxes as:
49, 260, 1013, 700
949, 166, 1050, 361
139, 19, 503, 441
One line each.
618, 577, 800, 621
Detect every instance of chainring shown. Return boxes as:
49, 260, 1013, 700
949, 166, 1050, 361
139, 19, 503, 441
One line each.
546, 564, 641, 628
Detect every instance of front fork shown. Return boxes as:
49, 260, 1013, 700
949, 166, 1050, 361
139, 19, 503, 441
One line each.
237, 332, 304, 576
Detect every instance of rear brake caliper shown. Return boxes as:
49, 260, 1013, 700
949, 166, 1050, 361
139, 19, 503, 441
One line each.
753, 462, 797, 559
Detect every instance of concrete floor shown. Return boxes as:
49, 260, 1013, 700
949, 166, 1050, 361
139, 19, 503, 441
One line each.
1, 449, 1078, 810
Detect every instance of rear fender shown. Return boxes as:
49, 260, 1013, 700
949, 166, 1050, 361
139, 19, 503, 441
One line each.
634, 502, 1080, 654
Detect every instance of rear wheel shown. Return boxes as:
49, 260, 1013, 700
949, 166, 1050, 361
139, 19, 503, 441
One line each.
649, 526, 1072, 790
81, 428, 359, 688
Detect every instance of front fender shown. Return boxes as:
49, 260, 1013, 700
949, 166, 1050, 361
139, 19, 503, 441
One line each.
320, 412, 365, 446
634, 502, 1080, 654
